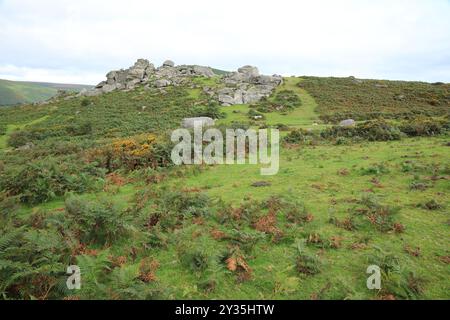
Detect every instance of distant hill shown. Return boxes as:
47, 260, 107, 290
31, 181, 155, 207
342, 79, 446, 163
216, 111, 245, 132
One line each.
211, 68, 230, 76
0, 79, 93, 106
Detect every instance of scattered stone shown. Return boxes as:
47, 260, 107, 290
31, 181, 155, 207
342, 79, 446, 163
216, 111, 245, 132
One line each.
155, 79, 171, 88
181, 117, 215, 129
16, 142, 35, 151
349, 76, 364, 84
192, 65, 215, 78
339, 119, 356, 127
251, 181, 272, 187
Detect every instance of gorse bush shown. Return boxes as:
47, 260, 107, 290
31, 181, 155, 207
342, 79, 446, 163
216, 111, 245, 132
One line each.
399, 117, 447, 137
283, 129, 316, 144
321, 119, 402, 141
283, 117, 448, 145
86, 134, 173, 172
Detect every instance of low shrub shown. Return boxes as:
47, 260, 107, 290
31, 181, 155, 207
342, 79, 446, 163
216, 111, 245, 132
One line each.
86, 134, 173, 172
273, 90, 302, 110
0, 227, 70, 299
418, 199, 442, 210
193, 101, 226, 119
8, 122, 93, 148
275, 123, 290, 131
0, 159, 102, 204
283, 129, 316, 144
64, 196, 130, 245
355, 194, 402, 233
367, 248, 425, 299
360, 163, 390, 176
399, 118, 447, 137
321, 119, 402, 142
80, 98, 90, 107
250, 90, 301, 114
294, 239, 321, 276
0, 192, 20, 224
247, 109, 265, 120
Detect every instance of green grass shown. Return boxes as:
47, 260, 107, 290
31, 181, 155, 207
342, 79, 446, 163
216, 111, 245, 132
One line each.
9, 135, 448, 300
217, 77, 329, 130
0, 115, 49, 149
1, 75, 449, 300
157, 136, 450, 299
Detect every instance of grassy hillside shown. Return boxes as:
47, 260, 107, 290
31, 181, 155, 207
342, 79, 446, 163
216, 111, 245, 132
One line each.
211, 68, 230, 76
299, 77, 450, 123
0, 79, 92, 106
0, 76, 448, 300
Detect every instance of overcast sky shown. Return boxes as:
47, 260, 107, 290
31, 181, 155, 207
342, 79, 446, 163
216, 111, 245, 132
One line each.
0, 0, 449, 84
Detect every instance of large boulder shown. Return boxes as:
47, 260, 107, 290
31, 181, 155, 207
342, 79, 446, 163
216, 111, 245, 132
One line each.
162, 60, 175, 67
217, 88, 244, 106
243, 87, 268, 104
155, 79, 171, 88
127, 59, 155, 79
339, 119, 356, 127
96, 59, 154, 93
192, 65, 215, 78
182, 117, 215, 129
254, 75, 283, 86
101, 83, 117, 93
217, 66, 282, 106
126, 78, 141, 90
238, 65, 259, 77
